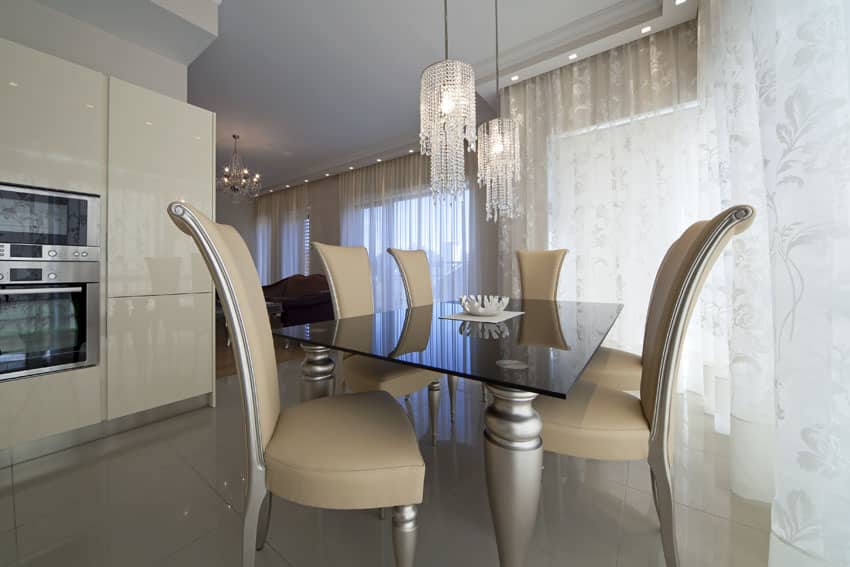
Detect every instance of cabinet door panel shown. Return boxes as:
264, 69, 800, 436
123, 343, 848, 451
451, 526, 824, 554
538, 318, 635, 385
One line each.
0, 38, 107, 195
0, 365, 103, 449
107, 293, 212, 419
108, 78, 213, 297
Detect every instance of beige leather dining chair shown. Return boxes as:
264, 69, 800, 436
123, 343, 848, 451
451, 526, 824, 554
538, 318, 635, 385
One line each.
314, 242, 446, 445
532, 205, 755, 567
517, 247, 641, 392
168, 203, 424, 567
388, 248, 460, 425
516, 248, 568, 300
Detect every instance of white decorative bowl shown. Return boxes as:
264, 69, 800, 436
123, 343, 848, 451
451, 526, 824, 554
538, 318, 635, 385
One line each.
459, 294, 510, 316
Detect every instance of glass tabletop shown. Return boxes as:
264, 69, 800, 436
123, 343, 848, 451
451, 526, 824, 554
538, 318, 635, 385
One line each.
274, 299, 623, 399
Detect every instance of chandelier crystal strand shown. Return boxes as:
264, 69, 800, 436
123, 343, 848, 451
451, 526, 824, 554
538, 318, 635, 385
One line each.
216, 133, 261, 202
419, 0, 476, 200
476, 0, 520, 221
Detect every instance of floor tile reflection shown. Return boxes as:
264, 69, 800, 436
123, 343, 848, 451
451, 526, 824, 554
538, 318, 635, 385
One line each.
0, 358, 770, 566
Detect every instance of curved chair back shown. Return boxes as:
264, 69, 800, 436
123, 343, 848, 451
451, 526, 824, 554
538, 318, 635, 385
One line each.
516, 249, 568, 300
388, 248, 434, 307
313, 242, 374, 318
641, 205, 755, 464
167, 202, 280, 480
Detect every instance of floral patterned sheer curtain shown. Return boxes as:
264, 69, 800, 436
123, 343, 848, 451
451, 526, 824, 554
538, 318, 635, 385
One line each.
700, 0, 850, 563
502, 5, 850, 564
339, 154, 485, 312
255, 184, 310, 285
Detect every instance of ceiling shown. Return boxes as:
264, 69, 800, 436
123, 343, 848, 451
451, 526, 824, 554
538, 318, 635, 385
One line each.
188, 0, 697, 191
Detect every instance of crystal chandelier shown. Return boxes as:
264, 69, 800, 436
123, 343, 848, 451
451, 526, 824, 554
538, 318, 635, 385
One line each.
477, 0, 520, 222
420, 0, 476, 200
217, 133, 261, 202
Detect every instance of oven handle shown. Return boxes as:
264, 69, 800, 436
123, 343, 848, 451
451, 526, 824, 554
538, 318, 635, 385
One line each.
1, 287, 83, 295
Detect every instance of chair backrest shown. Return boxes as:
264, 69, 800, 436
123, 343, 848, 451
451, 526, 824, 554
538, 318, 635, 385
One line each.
517, 249, 569, 300
388, 248, 434, 307
166, 202, 280, 468
640, 205, 755, 440
313, 242, 374, 318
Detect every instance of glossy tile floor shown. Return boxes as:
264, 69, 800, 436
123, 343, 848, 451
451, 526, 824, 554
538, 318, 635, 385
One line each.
0, 356, 771, 566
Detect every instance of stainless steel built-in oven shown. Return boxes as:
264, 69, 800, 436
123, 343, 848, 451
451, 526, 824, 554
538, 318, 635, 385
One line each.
0, 261, 100, 381
0, 183, 101, 262
0, 183, 101, 381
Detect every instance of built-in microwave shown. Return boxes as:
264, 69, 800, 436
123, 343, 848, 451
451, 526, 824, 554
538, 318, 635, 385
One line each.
0, 261, 100, 382
0, 183, 101, 262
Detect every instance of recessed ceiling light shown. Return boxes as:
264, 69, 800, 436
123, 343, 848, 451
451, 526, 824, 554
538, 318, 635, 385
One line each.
348, 166, 354, 170
8, 81, 18, 87
568, 53, 578, 61
510, 75, 519, 81
145, 121, 153, 126
675, 0, 687, 4
193, 135, 201, 140
85, 103, 95, 109
641, 25, 652, 34
285, 184, 291, 188
408, 149, 415, 153
376, 158, 382, 162
324, 173, 330, 177
304, 179, 309, 183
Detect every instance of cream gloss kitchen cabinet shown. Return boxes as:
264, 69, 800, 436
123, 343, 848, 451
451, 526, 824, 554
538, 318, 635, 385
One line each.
0, 39, 106, 449
106, 78, 215, 419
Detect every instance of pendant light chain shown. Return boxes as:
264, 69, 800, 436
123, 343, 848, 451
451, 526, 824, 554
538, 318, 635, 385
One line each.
444, 0, 449, 59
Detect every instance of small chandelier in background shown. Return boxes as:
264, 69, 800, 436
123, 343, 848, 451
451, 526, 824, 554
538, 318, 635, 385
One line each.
217, 133, 261, 202
420, 0, 476, 200
477, 0, 520, 222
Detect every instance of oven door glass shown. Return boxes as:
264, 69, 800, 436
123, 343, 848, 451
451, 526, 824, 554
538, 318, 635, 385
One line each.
0, 188, 88, 246
0, 285, 88, 378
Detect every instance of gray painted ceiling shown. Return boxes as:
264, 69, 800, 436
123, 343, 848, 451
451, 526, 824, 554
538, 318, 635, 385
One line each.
188, 0, 695, 190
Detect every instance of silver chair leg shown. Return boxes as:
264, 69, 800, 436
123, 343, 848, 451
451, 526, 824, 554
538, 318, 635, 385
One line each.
649, 454, 679, 567
300, 344, 335, 402
483, 385, 542, 567
255, 492, 273, 551
392, 505, 418, 567
428, 380, 441, 446
447, 375, 458, 424
242, 475, 268, 567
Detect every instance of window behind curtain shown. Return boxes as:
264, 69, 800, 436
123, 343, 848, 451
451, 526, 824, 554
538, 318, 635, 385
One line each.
340, 153, 479, 312
303, 208, 311, 274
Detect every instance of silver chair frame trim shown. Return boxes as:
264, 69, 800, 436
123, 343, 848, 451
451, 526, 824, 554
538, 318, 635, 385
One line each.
168, 202, 269, 565
647, 204, 755, 567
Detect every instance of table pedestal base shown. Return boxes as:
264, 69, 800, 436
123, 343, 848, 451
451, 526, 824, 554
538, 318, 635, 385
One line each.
300, 344, 335, 401
484, 385, 542, 567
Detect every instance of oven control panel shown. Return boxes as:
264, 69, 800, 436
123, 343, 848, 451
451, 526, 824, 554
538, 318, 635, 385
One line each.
0, 261, 99, 284
0, 243, 100, 262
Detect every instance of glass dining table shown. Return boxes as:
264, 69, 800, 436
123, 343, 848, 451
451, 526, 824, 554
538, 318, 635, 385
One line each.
274, 299, 622, 567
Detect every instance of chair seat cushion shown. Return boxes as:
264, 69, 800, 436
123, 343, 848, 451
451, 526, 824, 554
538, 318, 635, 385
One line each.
534, 380, 649, 461
343, 355, 441, 398
582, 347, 643, 391
264, 391, 425, 510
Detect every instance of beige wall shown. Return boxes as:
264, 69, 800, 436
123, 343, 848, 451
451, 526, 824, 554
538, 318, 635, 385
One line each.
0, 0, 188, 100
215, 194, 259, 264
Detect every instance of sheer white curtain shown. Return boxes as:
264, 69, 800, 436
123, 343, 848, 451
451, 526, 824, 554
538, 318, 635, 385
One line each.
339, 154, 481, 312
500, 22, 739, 413
255, 184, 310, 285
701, 0, 850, 564
501, 14, 778, 522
